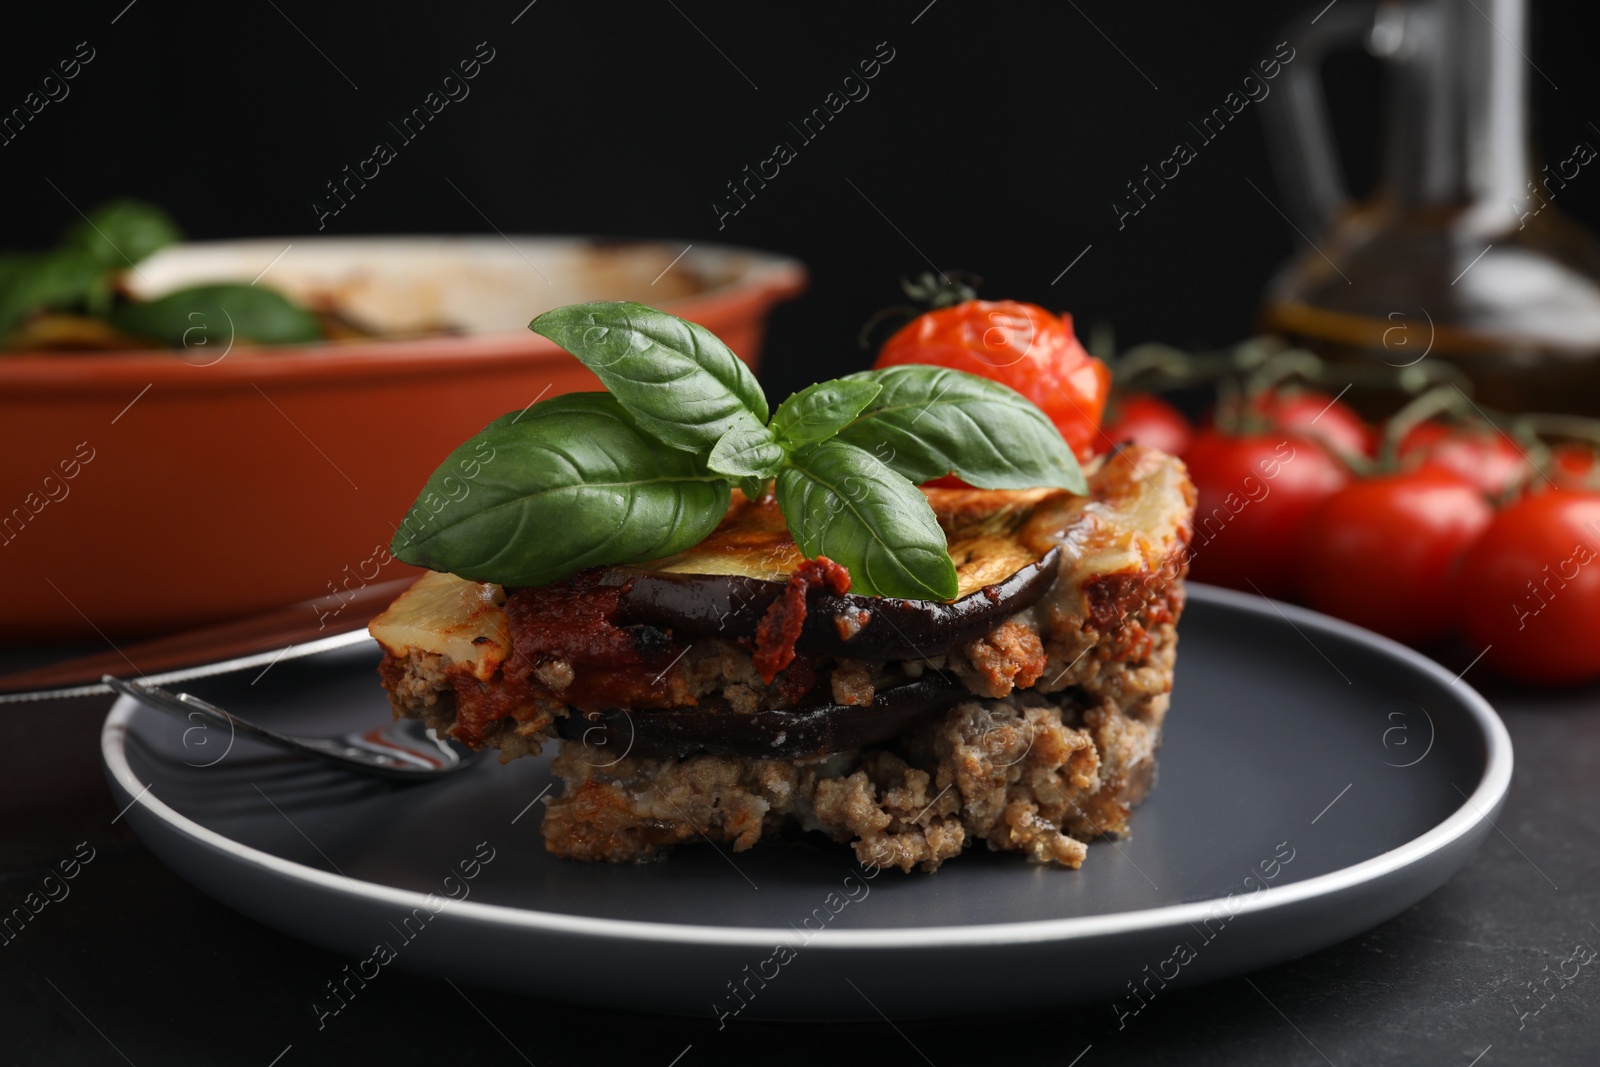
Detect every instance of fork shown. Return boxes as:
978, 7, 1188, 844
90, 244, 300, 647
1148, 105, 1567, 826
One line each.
104, 675, 481, 780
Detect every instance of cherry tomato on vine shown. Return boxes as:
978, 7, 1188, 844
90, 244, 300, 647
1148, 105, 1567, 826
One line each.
1182, 430, 1351, 600
1400, 421, 1530, 498
1104, 393, 1192, 456
1297, 468, 1493, 645
1255, 389, 1374, 458
875, 299, 1112, 460
1460, 488, 1600, 686
1551, 443, 1598, 488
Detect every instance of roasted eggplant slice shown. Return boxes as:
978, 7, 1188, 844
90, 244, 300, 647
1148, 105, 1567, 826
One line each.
556, 675, 968, 760
608, 545, 1060, 661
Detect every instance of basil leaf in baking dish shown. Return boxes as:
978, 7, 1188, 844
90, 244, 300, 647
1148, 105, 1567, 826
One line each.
110, 283, 321, 347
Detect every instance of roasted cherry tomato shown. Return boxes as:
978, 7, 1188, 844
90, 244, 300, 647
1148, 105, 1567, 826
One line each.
1400, 421, 1530, 498
1460, 488, 1600, 686
1255, 388, 1374, 458
1298, 468, 1493, 645
1183, 430, 1351, 600
1104, 393, 1192, 456
875, 299, 1112, 460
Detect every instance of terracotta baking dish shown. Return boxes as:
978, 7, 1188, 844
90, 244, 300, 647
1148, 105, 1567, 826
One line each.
0, 236, 805, 640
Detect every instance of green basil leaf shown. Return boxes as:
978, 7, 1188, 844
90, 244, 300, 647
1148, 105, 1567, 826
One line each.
0, 256, 27, 337
391, 392, 731, 587
2, 200, 180, 340
738, 475, 769, 501
707, 418, 786, 479
0, 250, 108, 337
835, 365, 1087, 494
62, 199, 181, 269
529, 301, 768, 453
770, 378, 882, 448
110, 283, 320, 347
775, 440, 958, 600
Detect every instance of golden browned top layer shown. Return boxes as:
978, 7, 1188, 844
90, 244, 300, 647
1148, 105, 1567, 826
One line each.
651, 445, 1193, 599
648, 485, 1056, 598
1026, 445, 1196, 598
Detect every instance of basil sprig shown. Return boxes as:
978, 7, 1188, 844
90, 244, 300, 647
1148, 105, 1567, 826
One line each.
391, 301, 1086, 599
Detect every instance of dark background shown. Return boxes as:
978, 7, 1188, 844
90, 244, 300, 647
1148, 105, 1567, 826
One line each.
4, 0, 1598, 402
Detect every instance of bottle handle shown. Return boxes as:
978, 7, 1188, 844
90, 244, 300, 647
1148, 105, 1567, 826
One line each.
1260, 1, 1384, 240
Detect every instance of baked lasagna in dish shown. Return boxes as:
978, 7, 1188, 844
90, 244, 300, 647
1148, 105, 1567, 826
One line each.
372, 444, 1195, 872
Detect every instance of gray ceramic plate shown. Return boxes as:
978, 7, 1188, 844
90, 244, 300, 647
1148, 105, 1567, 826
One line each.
101, 584, 1512, 1019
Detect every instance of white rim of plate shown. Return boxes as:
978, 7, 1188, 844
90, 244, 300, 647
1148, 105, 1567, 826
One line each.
100, 584, 1514, 951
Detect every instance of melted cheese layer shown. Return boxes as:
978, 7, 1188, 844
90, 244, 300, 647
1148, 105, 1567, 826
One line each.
369, 570, 509, 680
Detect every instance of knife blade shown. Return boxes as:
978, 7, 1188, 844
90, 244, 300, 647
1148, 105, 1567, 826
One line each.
0, 576, 415, 702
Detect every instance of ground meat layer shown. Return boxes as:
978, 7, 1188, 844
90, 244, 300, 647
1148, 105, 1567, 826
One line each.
541, 680, 1167, 872
380, 568, 1182, 870
378, 551, 1183, 870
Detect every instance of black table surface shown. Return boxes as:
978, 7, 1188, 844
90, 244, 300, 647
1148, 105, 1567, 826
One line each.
2, 642, 1597, 1067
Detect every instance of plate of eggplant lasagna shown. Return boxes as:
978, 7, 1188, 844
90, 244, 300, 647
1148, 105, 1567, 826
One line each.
103, 299, 1511, 1016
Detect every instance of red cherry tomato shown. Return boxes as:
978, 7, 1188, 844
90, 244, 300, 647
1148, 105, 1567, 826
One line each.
1183, 430, 1351, 600
875, 300, 1112, 460
1400, 421, 1530, 497
1298, 469, 1493, 645
1551, 443, 1597, 488
1461, 488, 1600, 686
1256, 389, 1374, 458
1104, 393, 1192, 456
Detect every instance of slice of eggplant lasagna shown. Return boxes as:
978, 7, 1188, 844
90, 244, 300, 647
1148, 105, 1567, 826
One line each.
372, 445, 1195, 872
